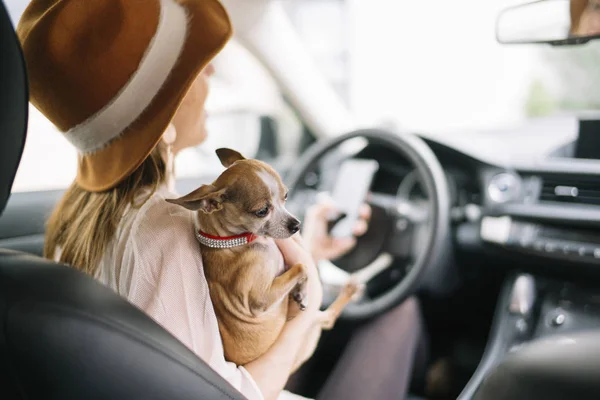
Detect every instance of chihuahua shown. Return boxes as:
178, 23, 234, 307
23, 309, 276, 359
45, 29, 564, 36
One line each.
167, 148, 359, 366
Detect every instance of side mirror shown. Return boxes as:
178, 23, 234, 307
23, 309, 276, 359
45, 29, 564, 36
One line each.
496, 0, 600, 45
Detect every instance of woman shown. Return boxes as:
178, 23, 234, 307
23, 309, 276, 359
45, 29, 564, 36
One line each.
17, 0, 425, 399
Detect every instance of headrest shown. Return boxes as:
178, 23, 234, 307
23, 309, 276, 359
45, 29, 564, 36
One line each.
0, 1, 28, 216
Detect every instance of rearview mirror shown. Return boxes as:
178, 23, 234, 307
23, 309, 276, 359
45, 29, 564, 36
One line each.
496, 0, 600, 45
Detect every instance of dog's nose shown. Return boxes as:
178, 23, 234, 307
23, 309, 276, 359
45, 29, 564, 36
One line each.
287, 218, 301, 234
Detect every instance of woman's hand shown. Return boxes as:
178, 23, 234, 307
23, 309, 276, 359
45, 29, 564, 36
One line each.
275, 235, 325, 372
276, 235, 323, 319
303, 196, 371, 262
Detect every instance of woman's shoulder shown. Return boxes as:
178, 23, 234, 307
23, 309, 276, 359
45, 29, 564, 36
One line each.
129, 185, 197, 248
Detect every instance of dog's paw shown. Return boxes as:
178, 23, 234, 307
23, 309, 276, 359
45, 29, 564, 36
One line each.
342, 279, 365, 301
321, 316, 335, 330
292, 288, 308, 311
291, 268, 309, 311
322, 320, 334, 330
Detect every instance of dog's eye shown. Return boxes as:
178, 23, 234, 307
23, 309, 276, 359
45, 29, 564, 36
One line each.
255, 206, 270, 218
284, 192, 288, 201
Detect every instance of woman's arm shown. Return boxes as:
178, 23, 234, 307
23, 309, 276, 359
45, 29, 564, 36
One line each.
243, 315, 318, 400
244, 200, 373, 399
243, 236, 322, 400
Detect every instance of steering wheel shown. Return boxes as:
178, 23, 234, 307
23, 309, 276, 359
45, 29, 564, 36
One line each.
286, 129, 451, 320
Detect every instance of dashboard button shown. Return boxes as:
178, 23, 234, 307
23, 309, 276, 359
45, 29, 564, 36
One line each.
533, 241, 545, 251
518, 237, 532, 248
544, 242, 557, 253
515, 318, 528, 333
574, 245, 597, 258
561, 243, 574, 255
551, 313, 566, 327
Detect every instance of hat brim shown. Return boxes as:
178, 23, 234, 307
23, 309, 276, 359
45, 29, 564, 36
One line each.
77, 0, 232, 192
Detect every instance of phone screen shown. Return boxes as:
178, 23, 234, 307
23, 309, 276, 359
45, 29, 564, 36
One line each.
329, 159, 379, 238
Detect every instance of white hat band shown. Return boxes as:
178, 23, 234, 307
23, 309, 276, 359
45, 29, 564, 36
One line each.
63, 0, 188, 154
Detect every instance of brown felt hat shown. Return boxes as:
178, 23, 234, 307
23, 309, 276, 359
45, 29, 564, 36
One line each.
17, 0, 232, 191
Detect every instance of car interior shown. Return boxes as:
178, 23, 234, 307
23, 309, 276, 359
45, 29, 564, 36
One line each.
3, 0, 600, 399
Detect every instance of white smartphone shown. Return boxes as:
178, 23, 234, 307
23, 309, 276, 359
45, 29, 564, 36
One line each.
329, 159, 379, 238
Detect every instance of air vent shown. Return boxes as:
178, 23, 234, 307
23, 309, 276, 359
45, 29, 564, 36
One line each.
539, 174, 600, 205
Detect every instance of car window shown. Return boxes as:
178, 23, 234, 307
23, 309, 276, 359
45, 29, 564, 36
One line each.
283, 0, 600, 133
10, 35, 305, 192
11, 106, 78, 193
283, 0, 351, 106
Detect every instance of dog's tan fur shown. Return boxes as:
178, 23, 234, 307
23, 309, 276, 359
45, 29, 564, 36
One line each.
168, 148, 359, 365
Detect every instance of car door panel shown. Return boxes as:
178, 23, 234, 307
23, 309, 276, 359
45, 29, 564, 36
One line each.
0, 190, 62, 256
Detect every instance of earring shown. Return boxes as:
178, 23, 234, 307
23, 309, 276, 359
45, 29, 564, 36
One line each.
162, 123, 177, 192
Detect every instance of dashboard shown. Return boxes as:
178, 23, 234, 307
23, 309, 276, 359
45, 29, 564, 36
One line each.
354, 133, 600, 281
419, 134, 600, 280
479, 167, 600, 270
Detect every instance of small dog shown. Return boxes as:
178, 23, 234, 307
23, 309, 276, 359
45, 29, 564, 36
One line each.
167, 148, 360, 366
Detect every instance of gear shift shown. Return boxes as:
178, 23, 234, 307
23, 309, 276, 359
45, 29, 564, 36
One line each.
509, 274, 536, 317
508, 274, 536, 342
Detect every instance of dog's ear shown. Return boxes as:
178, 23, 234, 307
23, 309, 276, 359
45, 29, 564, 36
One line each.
166, 185, 227, 214
216, 148, 246, 168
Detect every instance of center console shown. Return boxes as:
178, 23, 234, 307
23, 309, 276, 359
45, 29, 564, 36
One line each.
458, 273, 600, 400
481, 216, 600, 265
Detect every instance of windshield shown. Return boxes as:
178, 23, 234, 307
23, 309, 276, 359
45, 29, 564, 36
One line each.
283, 0, 600, 133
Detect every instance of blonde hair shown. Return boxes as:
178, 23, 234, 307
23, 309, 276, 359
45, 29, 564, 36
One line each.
44, 147, 167, 275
